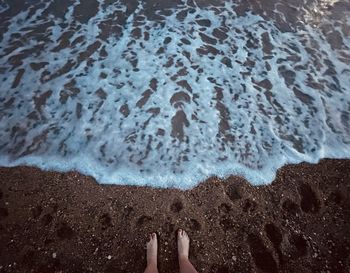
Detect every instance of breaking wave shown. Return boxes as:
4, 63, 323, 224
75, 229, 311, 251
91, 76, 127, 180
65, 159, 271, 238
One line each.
0, 0, 349, 188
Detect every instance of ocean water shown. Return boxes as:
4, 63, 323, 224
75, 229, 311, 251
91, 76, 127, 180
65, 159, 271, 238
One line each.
0, 0, 349, 188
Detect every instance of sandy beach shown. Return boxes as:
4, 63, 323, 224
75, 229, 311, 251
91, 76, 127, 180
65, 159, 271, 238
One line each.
0, 159, 349, 273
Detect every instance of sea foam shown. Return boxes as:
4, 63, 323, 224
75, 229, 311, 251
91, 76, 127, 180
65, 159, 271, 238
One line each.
0, 0, 349, 188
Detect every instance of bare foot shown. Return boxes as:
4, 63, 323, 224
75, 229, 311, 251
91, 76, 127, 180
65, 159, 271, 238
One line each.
177, 229, 190, 260
146, 233, 157, 266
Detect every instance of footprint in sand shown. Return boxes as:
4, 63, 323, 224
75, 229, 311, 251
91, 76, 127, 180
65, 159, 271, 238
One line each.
326, 190, 343, 206
248, 233, 278, 273
170, 200, 183, 213
218, 203, 231, 214
289, 233, 308, 259
242, 199, 257, 213
188, 218, 201, 231
298, 184, 320, 213
123, 206, 134, 218
265, 223, 284, 264
265, 223, 282, 247
282, 198, 300, 215
226, 184, 241, 202
220, 217, 234, 231
136, 215, 153, 226
99, 213, 113, 229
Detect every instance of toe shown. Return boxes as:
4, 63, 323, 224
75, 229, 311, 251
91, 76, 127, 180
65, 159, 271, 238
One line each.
152, 233, 156, 240
178, 229, 183, 237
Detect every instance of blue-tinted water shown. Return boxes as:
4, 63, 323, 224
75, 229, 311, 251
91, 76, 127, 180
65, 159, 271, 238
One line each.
0, 0, 349, 188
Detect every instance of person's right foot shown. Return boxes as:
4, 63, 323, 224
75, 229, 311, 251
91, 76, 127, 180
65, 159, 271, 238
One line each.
146, 233, 158, 266
177, 229, 190, 260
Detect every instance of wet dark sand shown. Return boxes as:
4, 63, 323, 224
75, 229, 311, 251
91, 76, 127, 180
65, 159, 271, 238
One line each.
0, 159, 349, 273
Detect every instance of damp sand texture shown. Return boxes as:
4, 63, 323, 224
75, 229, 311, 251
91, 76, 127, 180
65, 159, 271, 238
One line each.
0, 159, 350, 272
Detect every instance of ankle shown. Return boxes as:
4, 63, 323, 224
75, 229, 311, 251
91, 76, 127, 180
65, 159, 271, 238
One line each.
179, 254, 189, 261
147, 260, 157, 268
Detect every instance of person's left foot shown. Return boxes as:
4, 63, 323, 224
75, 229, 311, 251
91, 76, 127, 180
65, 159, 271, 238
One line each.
146, 233, 158, 266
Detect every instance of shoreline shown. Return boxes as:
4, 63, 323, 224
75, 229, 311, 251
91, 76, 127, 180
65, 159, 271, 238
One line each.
0, 159, 350, 272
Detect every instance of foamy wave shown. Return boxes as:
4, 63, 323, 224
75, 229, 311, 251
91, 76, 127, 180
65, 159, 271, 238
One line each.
0, 0, 349, 188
